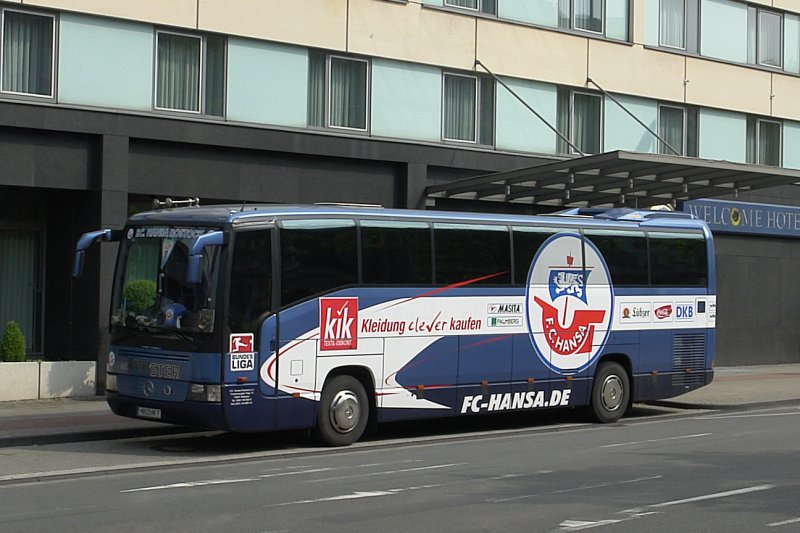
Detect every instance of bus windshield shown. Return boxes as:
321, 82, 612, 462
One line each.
110, 226, 220, 336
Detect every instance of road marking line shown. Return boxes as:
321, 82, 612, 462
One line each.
121, 467, 333, 493
309, 462, 467, 482
560, 519, 624, 530
648, 484, 775, 508
695, 412, 800, 420
768, 517, 800, 527
122, 478, 259, 492
560, 485, 776, 530
273, 483, 443, 506
491, 476, 662, 503
601, 433, 711, 448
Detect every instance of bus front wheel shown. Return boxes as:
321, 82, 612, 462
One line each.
317, 375, 369, 446
590, 362, 629, 423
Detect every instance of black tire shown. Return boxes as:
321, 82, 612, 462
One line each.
590, 362, 629, 423
317, 375, 369, 446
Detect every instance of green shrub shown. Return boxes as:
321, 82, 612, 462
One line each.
123, 279, 157, 314
1, 321, 26, 362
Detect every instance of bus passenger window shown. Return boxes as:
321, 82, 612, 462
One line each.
362, 220, 431, 285
280, 219, 357, 306
649, 232, 707, 286
434, 223, 510, 285
229, 230, 272, 332
585, 229, 648, 286
512, 226, 565, 285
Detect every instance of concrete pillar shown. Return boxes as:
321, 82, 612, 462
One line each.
94, 135, 129, 391
405, 162, 428, 209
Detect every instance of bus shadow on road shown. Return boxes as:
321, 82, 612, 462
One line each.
145, 403, 681, 456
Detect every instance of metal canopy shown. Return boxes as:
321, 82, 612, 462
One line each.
426, 151, 800, 208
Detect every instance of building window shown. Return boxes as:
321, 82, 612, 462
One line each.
444, 0, 496, 15
559, 0, 603, 34
442, 73, 494, 145
658, 104, 697, 156
658, 0, 698, 52
748, 8, 782, 68
155, 31, 225, 116
659, 0, 684, 48
0, 10, 54, 97
557, 88, 603, 155
747, 117, 781, 166
308, 51, 369, 131
0, 199, 44, 354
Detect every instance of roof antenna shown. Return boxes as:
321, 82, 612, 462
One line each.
240, 200, 247, 212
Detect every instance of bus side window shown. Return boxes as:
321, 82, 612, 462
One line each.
229, 230, 272, 332
280, 219, 358, 306
649, 232, 707, 286
434, 223, 510, 285
511, 226, 564, 285
362, 220, 432, 285
584, 229, 648, 286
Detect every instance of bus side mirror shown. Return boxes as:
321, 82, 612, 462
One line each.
72, 229, 117, 278
186, 231, 224, 284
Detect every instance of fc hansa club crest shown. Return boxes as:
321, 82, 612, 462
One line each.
525, 233, 614, 373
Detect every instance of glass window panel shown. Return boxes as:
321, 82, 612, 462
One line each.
574, 0, 603, 33
0, 228, 42, 353
746, 116, 757, 164
362, 221, 431, 285
443, 74, 477, 142
558, 0, 571, 28
649, 232, 707, 287
573, 92, 602, 155
759, 11, 782, 67
585, 230, 648, 286
512, 227, 570, 285
280, 220, 357, 306
747, 6, 757, 64
229, 230, 272, 333
329, 57, 368, 130
481, 0, 497, 15
156, 33, 201, 112
686, 107, 698, 157
434, 224, 510, 285
556, 87, 571, 154
204, 35, 225, 117
445, 0, 478, 8
2, 11, 53, 96
478, 76, 495, 146
659, 0, 685, 48
308, 51, 325, 127
659, 105, 684, 155
758, 120, 781, 166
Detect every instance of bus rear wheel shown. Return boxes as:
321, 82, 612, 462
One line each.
590, 362, 629, 423
317, 375, 369, 446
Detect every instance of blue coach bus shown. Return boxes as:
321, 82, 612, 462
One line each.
74, 203, 716, 445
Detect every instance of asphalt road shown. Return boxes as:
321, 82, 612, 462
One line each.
1, 404, 799, 532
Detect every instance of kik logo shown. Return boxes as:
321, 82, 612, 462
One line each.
319, 297, 358, 351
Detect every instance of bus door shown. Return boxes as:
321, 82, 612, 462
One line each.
224, 227, 277, 431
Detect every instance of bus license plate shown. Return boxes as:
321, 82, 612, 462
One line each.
136, 406, 162, 420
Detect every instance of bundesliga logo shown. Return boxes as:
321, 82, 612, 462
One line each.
526, 234, 613, 373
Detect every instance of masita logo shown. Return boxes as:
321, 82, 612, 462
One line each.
320, 297, 358, 351
526, 234, 613, 373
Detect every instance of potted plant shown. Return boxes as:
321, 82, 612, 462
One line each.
0, 321, 26, 362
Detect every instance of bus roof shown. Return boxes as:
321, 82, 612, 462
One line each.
127, 203, 708, 232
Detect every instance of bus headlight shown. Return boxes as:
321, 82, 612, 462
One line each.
187, 383, 222, 402
106, 373, 118, 392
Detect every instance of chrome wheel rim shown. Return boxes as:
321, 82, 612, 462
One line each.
601, 375, 624, 412
329, 390, 360, 433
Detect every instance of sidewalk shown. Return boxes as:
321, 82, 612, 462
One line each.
1, 365, 799, 448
